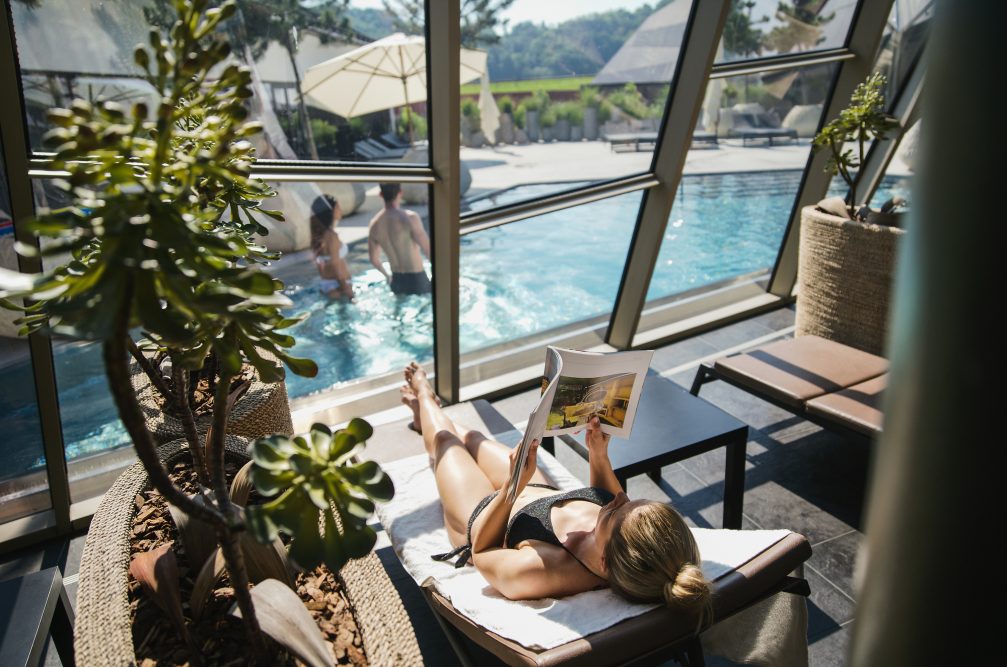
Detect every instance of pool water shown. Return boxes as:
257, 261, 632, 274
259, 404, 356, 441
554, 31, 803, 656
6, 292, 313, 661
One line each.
2, 170, 912, 476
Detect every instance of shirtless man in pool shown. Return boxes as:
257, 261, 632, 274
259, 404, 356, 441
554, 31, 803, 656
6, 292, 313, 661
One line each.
368, 183, 432, 295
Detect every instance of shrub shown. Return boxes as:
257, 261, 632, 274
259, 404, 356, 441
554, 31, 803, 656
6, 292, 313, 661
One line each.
555, 101, 583, 126
607, 82, 651, 119
310, 118, 339, 158
397, 108, 427, 141
513, 103, 526, 128
461, 98, 481, 132
540, 106, 557, 128
498, 95, 515, 115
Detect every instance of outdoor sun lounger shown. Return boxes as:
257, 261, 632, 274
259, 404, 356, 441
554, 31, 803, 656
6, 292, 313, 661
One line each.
606, 131, 659, 152
690, 334, 888, 443
353, 138, 408, 161
371, 399, 813, 667
727, 112, 798, 146
380, 132, 412, 149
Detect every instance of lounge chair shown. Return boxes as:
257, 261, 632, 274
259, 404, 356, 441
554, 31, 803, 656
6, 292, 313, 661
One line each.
690, 335, 888, 442
370, 399, 813, 666
353, 137, 408, 161
727, 112, 799, 146
380, 132, 412, 150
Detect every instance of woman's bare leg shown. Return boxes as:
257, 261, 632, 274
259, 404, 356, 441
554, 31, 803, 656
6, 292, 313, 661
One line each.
404, 363, 493, 548
401, 371, 552, 490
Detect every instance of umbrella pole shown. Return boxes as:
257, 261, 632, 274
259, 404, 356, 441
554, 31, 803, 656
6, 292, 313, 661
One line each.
402, 76, 414, 145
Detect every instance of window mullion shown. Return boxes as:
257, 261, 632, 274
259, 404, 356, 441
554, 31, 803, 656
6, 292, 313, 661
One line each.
606, 0, 732, 350
426, 0, 461, 404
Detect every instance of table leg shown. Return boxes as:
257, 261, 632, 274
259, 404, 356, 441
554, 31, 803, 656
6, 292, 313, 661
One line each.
647, 468, 662, 485
616, 472, 628, 491
52, 586, 76, 667
722, 430, 747, 529
541, 436, 555, 456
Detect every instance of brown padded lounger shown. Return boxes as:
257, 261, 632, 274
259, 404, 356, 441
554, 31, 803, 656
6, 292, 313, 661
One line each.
691, 335, 888, 442
423, 533, 811, 667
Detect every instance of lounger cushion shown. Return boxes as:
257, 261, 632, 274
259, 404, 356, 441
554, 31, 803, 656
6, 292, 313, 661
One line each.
714, 335, 888, 409
805, 373, 887, 436
376, 448, 801, 652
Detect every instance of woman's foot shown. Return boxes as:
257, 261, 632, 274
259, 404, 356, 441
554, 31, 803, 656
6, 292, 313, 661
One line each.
401, 362, 438, 433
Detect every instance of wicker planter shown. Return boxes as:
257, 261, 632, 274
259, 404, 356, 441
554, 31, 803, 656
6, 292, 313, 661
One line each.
131, 359, 294, 444
796, 205, 905, 356
76, 439, 421, 666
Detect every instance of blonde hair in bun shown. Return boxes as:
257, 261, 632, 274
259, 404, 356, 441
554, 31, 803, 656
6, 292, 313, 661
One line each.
605, 502, 712, 630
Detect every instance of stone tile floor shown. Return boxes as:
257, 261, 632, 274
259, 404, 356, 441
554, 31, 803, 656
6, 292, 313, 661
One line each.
1, 305, 867, 666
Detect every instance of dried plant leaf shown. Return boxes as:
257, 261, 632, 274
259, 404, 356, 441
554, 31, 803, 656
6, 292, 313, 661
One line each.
190, 547, 226, 621
130, 542, 200, 664
230, 460, 254, 506
231, 579, 331, 667
167, 495, 218, 569
240, 532, 293, 587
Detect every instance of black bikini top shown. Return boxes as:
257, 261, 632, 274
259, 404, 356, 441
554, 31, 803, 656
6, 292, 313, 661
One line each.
505, 487, 615, 549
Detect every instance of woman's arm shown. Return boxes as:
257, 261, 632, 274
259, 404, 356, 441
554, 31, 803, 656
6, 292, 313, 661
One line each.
472, 543, 598, 600
586, 417, 624, 496
469, 439, 540, 554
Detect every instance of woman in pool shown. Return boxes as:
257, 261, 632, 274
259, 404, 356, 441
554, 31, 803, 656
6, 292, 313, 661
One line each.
400, 362, 711, 617
310, 195, 354, 301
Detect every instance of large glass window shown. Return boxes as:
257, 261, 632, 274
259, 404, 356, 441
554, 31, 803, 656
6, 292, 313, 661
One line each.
1, 148, 50, 523
460, 190, 643, 358
715, 0, 858, 64
458, 0, 693, 210
11, 0, 429, 165
646, 62, 838, 303
261, 180, 434, 399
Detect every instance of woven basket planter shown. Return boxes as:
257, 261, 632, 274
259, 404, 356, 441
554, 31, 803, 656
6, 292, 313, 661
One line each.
130, 358, 294, 444
796, 205, 905, 356
76, 438, 422, 666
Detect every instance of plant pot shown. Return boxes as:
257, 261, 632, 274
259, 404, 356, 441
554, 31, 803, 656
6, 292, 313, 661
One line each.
525, 110, 540, 142
131, 356, 294, 444
495, 112, 515, 144
571, 125, 583, 141
583, 107, 599, 140
796, 205, 905, 356
555, 119, 571, 141
541, 126, 555, 142
76, 438, 421, 666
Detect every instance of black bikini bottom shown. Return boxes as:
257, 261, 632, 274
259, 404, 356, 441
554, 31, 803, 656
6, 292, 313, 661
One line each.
431, 483, 559, 568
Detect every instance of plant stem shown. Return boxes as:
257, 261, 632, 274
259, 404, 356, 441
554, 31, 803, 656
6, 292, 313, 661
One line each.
216, 522, 268, 659
174, 363, 210, 488
128, 337, 176, 405
205, 336, 267, 660
104, 292, 225, 528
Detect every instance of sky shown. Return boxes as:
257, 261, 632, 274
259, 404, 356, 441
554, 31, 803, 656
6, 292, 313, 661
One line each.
349, 0, 658, 28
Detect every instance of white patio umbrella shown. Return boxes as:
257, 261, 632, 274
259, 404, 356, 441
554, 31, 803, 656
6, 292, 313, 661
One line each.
478, 75, 500, 144
301, 33, 487, 141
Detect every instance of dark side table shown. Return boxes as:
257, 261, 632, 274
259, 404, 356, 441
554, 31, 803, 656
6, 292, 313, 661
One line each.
543, 375, 749, 529
0, 567, 75, 667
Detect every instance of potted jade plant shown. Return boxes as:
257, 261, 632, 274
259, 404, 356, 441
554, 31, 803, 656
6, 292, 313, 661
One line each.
0, 2, 414, 665
798, 72, 906, 355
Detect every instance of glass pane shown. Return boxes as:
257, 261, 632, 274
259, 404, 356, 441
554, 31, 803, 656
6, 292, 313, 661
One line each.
2, 149, 51, 523
11, 1, 428, 164
716, 0, 858, 64
460, 191, 644, 354
875, 0, 933, 102
460, 1, 694, 211
266, 181, 434, 398
647, 62, 838, 302
30, 181, 135, 504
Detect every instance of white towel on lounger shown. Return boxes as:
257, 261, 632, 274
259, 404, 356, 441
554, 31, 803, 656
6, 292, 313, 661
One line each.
376, 451, 793, 651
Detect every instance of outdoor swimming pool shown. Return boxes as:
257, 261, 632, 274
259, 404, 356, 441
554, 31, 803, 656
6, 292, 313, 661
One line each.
2, 170, 911, 476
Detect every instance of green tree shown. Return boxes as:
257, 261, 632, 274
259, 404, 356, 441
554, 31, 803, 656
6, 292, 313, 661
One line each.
723, 0, 767, 59
235, 0, 351, 160
381, 0, 515, 48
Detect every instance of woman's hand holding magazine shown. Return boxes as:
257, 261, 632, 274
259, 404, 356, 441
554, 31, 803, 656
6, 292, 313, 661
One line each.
508, 438, 540, 498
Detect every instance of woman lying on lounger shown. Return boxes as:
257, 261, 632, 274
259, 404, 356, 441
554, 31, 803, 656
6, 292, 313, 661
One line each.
400, 362, 711, 617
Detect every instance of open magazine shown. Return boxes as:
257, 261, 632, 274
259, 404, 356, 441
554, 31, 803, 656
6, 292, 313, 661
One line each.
505, 347, 655, 503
